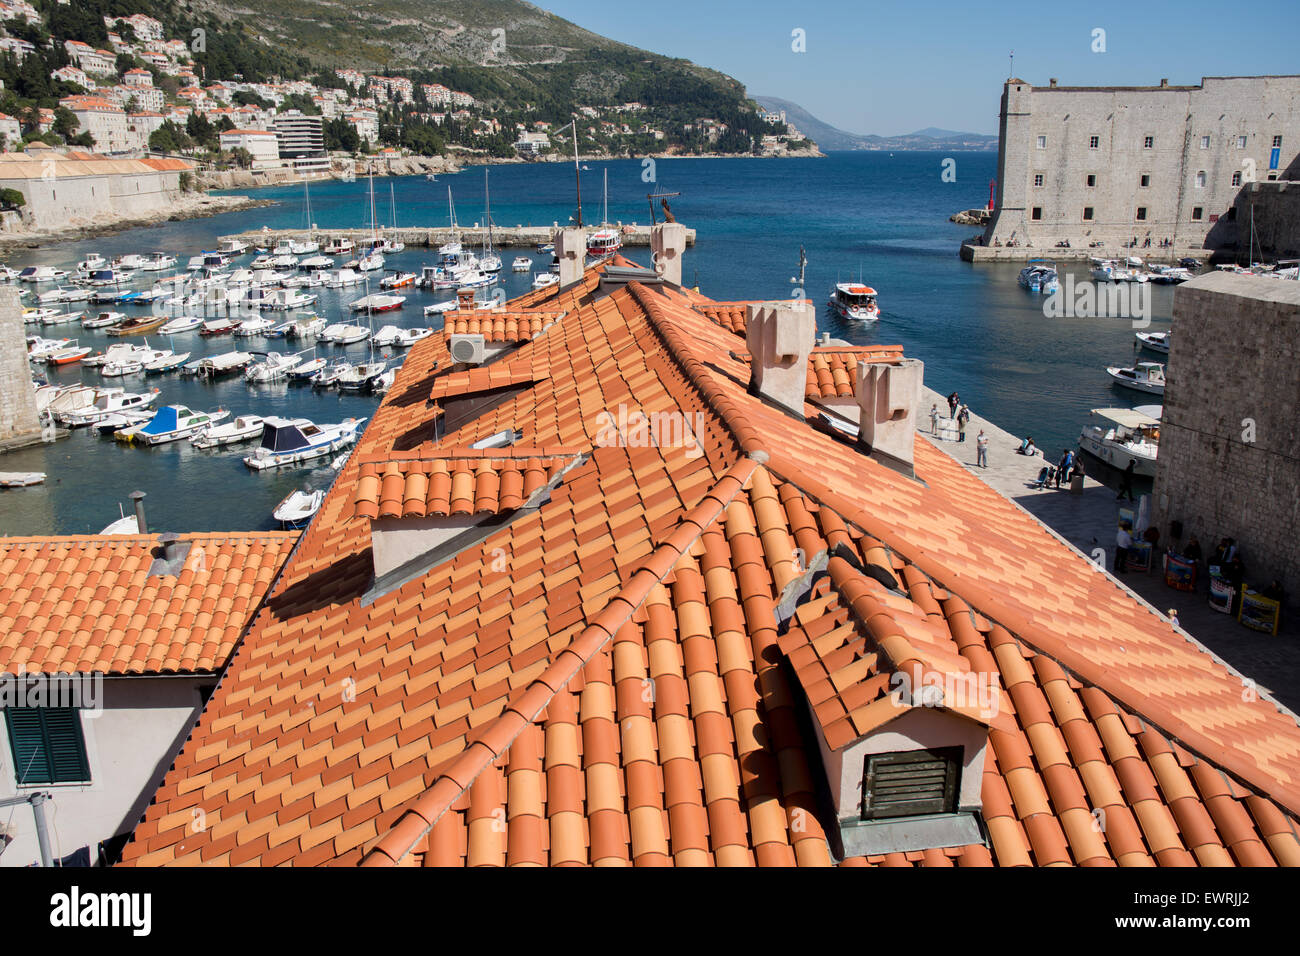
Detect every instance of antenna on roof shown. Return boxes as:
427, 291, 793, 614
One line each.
1008, 50, 1014, 78
571, 118, 583, 228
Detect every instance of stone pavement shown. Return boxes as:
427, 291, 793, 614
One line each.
921, 386, 1300, 714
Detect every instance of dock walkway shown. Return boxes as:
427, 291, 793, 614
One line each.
219, 223, 695, 250
920, 386, 1300, 712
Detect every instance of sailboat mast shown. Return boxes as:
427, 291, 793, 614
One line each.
572, 118, 583, 228
485, 168, 494, 254
603, 169, 608, 227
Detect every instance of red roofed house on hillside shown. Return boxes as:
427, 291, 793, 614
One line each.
0, 531, 297, 866
103, 225, 1300, 867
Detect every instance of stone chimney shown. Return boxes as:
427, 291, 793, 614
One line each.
456, 287, 476, 311
554, 226, 586, 288
0, 286, 40, 445
745, 301, 815, 418
1049, 78, 1057, 88
1159, 78, 1169, 88
650, 222, 687, 285
855, 359, 924, 477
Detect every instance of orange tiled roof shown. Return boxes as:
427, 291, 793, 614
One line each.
806, 347, 905, 399
116, 259, 1300, 867
691, 299, 812, 338
443, 310, 565, 343
0, 532, 296, 675
353, 449, 582, 520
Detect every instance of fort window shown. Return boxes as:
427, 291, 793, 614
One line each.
1081, 207, 1093, 221
1232, 171, 1243, 186
1089, 135, 1099, 149
1143, 136, 1154, 149
1033, 174, 1043, 187
1086, 174, 1096, 187
1192, 207, 1203, 221
1273, 135, 1283, 148
1194, 171, 1206, 189
1036, 135, 1046, 149
1200, 135, 1210, 149
1031, 206, 1043, 221
1139, 174, 1150, 188
1135, 207, 1148, 221
1238, 135, 1248, 148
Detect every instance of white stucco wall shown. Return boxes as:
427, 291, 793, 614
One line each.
0, 675, 213, 867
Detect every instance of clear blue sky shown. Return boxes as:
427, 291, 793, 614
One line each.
539, 0, 1300, 135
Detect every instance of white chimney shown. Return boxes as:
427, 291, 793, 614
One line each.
554, 226, 585, 288
650, 222, 686, 285
745, 300, 815, 418
856, 359, 924, 477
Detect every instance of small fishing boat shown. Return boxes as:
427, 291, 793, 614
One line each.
350, 293, 405, 313
356, 252, 384, 272
324, 268, 363, 289
235, 317, 275, 336
191, 414, 266, 448
39, 311, 84, 327
372, 369, 396, 394
424, 300, 458, 316
144, 351, 190, 373
24, 307, 61, 324
1106, 361, 1166, 395
58, 388, 159, 427
196, 351, 254, 378
101, 358, 145, 377
511, 256, 532, 272
82, 311, 124, 329
332, 324, 371, 345
395, 327, 433, 347
337, 360, 387, 393
159, 316, 203, 334
141, 253, 178, 272
272, 487, 324, 528
77, 254, 108, 274
46, 345, 92, 366
27, 336, 72, 360
245, 351, 305, 382
380, 272, 417, 290
218, 238, 250, 256
828, 283, 881, 321
95, 410, 153, 435
117, 405, 228, 444
1079, 407, 1160, 478
531, 272, 559, 291
455, 271, 494, 290
243, 416, 365, 469
286, 315, 327, 339
311, 361, 352, 388
288, 357, 328, 381
1135, 331, 1170, 354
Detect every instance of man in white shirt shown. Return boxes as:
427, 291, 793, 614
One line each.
1116, 522, 1133, 574
976, 430, 989, 468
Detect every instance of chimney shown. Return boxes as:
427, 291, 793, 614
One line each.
855, 359, 924, 477
650, 222, 687, 285
456, 287, 476, 312
1049, 78, 1057, 88
745, 301, 814, 418
131, 490, 148, 534
1159, 78, 1169, 88
554, 226, 585, 288
159, 531, 181, 562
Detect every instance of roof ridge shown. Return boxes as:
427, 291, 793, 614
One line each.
764, 458, 1300, 818
359, 454, 762, 866
0, 531, 298, 546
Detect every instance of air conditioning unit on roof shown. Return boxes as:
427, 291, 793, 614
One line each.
448, 332, 485, 365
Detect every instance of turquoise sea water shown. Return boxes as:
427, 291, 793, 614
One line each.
0, 151, 1172, 534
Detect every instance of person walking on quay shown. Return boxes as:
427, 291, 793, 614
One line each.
1116, 459, 1136, 502
947, 391, 959, 421
976, 429, 989, 468
930, 403, 939, 435
956, 404, 970, 441
1115, 521, 1133, 574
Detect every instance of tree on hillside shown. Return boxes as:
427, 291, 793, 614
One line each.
52, 107, 79, 139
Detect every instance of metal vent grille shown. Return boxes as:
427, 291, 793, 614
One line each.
861, 747, 960, 820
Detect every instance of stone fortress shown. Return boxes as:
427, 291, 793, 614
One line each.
971, 75, 1300, 259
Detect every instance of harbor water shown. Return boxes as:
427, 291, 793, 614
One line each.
0, 151, 1175, 535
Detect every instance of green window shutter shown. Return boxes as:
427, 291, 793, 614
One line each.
5, 707, 90, 785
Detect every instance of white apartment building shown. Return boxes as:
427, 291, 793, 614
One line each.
219, 128, 281, 169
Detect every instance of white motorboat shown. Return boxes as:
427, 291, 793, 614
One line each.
27, 336, 72, 360
272, 488, 324, 528
58, 387, 159, 427
141, 253, 178, 272
337, 360, 387, 393
357, 252, 384, 272
77, 254, 108, 274
372, 325, 404, 347
24, 307, 60, 324
95, 410, 153, 435
235, 317, 275, 337
19, 266, 68, 283
269, 254, 300, 269
511, 256, 532, 272
372, 370, 396, 394
456, 270, 494, 290
1106, 361, 1166, 395
37, 287, 91, 304
350, 293, 405, 313
324, 268, 363, 289
1079, 407, 1160, 478
218, 238, 250, 256
586, 228, 622, 261
394, 327, 433, 347
116, 404, 228, 444
424, 300, 458, 316
260, 289, 317, 311
311, 361, 351, 388
196, 351, 254, 378
288, 357, 328, 381
191, 414, 266, 448
380, 272, 417, 290
332, 324, 371, 345
244, 416, 366, 469
531, 272, 559, 291
160, 316, 203, 334
144, 351, 190, 373
101, 358, 146, 377
83, 310, 125, 329
299, 255, 334, 271
286, 315, 327, 339
83, 342, 154, 368
828, 282, 881, 321
245, 351, 305, 382
100, 512, 140, 534
1016, 261, 1059, 294
1135, 331, 1170, 354
40, 310, 83, 327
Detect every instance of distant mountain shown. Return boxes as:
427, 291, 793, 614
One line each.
754, 97, 997, 151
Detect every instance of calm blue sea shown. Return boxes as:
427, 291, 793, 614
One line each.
0, 151, 1172, 535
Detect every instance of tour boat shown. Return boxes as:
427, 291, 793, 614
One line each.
117, 405, 228, 445
1106, 361, 1166, 395
272, 488, 325, 528
511, 256, 532, 272
828, 283, 881, 321
380, 272, 417, 290
350, 293, 405, 313
46, 345, 92, 366
337, 360, 388, 393
1078, 407, 1160, 478
191, 414, 266, 448
108, 315, 168, 337
1016, 261, 1059, 294
1135, 331, 1170, 354
160, 316, 203, 334
288, 357, 328, 381
201, 318, 240, 336
531, 272, 559, 290
245, 352, 305, 383
243, 417, 366, 469
58, 388, 159, 427
586, 228, 622, 260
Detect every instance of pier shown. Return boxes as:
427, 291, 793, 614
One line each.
218, 223, 696, 249
919, 386, 1300, 712
960, 240, 1217, 264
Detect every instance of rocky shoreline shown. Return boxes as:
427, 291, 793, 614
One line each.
0, 194, 273, 251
